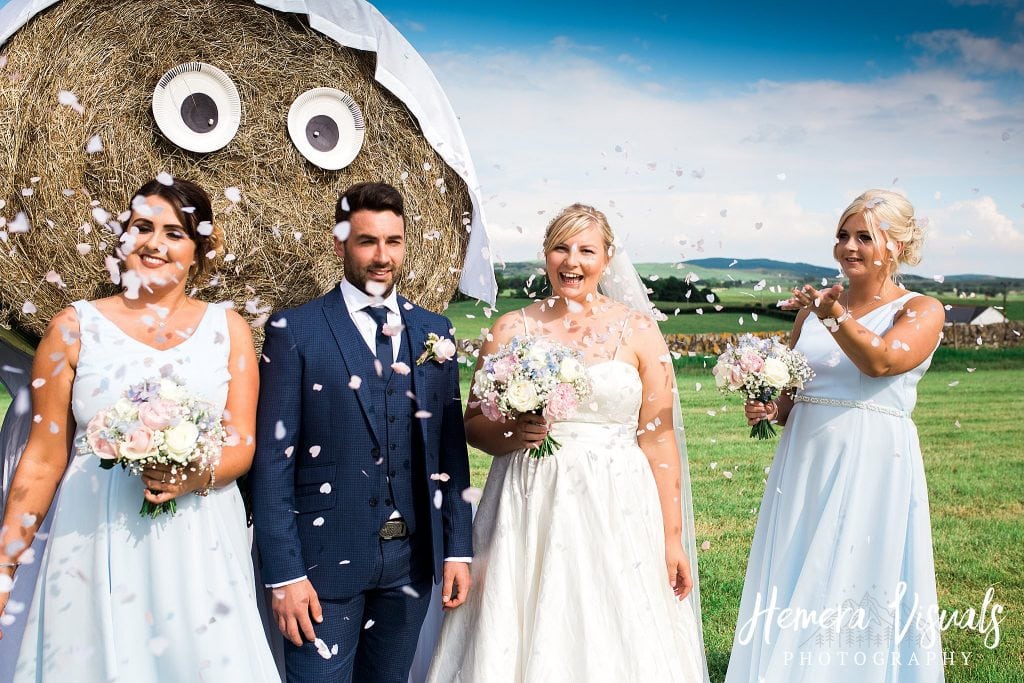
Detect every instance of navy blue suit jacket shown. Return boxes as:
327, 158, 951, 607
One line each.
249, 285, 473, 598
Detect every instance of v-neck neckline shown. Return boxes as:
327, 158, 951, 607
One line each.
81, 299, 212, 353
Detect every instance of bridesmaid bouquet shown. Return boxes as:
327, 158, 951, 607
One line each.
78, 377, 227, 517
472, 335, 592, 457
713, 334, 815, 439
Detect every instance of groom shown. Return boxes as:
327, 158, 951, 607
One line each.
250, 182, 473, 682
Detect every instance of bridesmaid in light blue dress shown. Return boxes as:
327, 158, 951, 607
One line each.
0, 178, 279, 682
726, 190, 946, 682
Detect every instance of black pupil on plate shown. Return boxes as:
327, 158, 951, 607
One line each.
306, 115, 339, 152
180, 94, 219, 134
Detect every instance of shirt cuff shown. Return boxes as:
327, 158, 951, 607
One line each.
444, 557, 472, 563
266, 575, 308, 589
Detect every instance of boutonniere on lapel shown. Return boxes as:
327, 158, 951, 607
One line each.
417, 332, 458, 365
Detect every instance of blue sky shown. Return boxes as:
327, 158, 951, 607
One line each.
369, 0, 1024, 277
2, 0, 1022, 276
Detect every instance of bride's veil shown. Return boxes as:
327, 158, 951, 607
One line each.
600, 244, 712, 681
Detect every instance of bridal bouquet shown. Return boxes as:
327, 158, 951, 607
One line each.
713, 334, 815, 439
472, 335, 592, 458
78, 377, 226, 517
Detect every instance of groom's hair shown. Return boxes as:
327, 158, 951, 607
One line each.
335, 182, 405, 228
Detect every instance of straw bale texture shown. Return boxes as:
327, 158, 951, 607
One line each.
0, 0, 472, 341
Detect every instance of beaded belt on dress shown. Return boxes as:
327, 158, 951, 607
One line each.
794, 394, 908, 418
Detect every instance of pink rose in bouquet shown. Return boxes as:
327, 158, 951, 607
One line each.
543, 383, 579, 422
85, 413, 117, 461
138, 399, 176, 430
119, 426, 156, 461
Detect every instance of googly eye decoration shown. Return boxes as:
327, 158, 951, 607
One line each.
152, 62, 242, 153
287, 88, 366, 170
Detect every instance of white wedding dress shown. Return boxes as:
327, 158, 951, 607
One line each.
427, 358, 705, 682
13, 301, 280, 682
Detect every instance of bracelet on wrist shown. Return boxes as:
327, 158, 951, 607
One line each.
818, 303, 852, 332
193, 465, 216, 497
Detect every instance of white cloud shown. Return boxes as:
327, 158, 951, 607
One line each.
423, 46, 1024, 276
915, 197, 1024, 276
912, 29, 1024, 74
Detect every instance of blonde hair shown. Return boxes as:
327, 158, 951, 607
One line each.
543, 203, 615, 255
837, 189, 924, 273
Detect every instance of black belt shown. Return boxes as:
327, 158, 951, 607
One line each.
379, 519, 408, 540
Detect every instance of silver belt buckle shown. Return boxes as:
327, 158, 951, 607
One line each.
379, 519, 408, 540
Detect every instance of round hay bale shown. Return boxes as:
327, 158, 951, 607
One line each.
0, 0, 472, 341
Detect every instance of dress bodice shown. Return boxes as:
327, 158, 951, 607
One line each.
795, 292, 934, 414
548, 360, 643, 446
70, 300, 232, 441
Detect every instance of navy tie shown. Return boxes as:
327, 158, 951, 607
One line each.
365, 306, 393, 380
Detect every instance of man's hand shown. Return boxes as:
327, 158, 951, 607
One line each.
441, 561, 471, 610
271, 579, 323, 646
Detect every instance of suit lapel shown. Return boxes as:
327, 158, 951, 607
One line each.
401, 296, 432, 452
323, 286, 383, 444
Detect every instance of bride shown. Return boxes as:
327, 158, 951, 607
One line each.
428, 204, 709, 681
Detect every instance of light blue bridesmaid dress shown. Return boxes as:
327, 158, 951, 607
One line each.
726, 292, 944, 682
14, 301, 279, 682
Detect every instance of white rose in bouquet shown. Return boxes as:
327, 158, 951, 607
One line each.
112, 397, 137, 420
526, 345, 550, 368
158, 378, 189, 403
557, 356, 585, 383
505, 379, 541, 413
164, 421, 200, 463
761, 358, 790, 389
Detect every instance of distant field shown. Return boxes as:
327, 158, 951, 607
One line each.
443, 297, 794, 340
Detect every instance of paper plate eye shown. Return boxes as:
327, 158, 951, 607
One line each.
287, 88, 365, 170
151, 62, 241, 153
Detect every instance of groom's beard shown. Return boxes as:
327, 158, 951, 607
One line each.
347, 265, 398, 298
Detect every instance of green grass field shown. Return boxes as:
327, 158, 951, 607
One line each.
460, 351, 1022, 681
444, 297, 795, 340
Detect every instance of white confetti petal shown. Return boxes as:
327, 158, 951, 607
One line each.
314, 638, 333, 659
156, 171, 174, 186
333, 221, 351, 241
9, 212, 30, 233
148, 637, 170, 656
320, 482, 332, 494
224, 186, 242, 203
313, 517, 325, 527
348, 375, 362, 390
85, 135, 103, 154
461, 487, 482, 505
